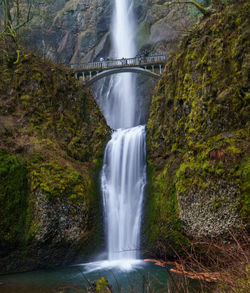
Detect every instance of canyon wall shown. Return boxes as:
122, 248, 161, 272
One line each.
145, 0, 249, 257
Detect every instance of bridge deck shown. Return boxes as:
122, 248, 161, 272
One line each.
71, 55, 167, 72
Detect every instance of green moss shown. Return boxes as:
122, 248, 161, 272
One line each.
146, 1, 249, 256
29, 160, 89, 203
0, 36, 110, 266
0, 151, 29, 247
137, 20, 151, 49
96, 277, 110, 292
145, 161, 189, 257
236, 156, 250, 224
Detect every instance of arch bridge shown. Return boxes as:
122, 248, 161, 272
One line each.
71, 55, 167, 85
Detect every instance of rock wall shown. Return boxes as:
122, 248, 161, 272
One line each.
0, 39, 110, 273
21, 0, 112, 64
20, 0, 202, 64
145, 0, 249, 257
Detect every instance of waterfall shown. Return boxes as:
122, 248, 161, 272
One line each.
102, 126, 146, 261
96, 0, 138, 129
99, 0, 147, 264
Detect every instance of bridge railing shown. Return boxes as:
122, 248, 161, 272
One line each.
70, 55, 167, 71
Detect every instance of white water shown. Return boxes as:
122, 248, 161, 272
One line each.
102, 127, 146, 261
96, 0, 138, 129
99, 0, 147, 268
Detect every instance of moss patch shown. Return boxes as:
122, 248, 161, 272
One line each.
0, 36, 110, 272
146, 1, 250, 256
145, 161, 189, 258
0, 151, 29, 247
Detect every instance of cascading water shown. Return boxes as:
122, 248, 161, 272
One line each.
96, 0, 139, 129
102, 126, 146, 261
99, 0, 147, 266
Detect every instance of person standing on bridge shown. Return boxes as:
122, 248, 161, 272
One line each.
100, 57, 105, 68
121, 57, 127, 65
142, 52, 145, 62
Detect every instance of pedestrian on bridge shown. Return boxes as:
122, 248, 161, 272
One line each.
121, 57, 127, 65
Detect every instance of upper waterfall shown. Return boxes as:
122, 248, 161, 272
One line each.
96, 0, 139, 129
112, 0, 136, 59
110, 0, 137, 129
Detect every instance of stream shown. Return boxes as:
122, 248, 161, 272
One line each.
0, 262, 205, 292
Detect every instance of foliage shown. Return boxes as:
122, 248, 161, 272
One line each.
0, 0, 53, 64
96, 277, 111, 293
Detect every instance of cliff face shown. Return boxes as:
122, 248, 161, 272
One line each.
21, 0, 112, 64
145, 1, 249, 257
21, 0, 197, 64
0, 39, 110, 273
136, 0, 195, 54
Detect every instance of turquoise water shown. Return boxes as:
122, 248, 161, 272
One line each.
0, 261, 205, 292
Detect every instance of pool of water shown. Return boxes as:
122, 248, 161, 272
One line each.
0, 260, 207, 293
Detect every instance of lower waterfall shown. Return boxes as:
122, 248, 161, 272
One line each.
101, 126, 146, 261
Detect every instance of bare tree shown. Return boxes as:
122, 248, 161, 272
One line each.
0, 0, 34, 31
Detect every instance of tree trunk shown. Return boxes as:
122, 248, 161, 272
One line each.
183, 1, 211, 15
3, 0, 12, 28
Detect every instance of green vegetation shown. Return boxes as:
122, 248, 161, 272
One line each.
145, 161, 190, 258
0, 35, 109, 272
0, 151, 28, 247
137, 20, 151, 49
29, 160, 90, 201
96, 277, 111, 293
146, 0, 250, 255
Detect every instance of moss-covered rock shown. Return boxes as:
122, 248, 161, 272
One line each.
146, 0, 249, 257
0, 39, 110, 273
0, 152, 28, 248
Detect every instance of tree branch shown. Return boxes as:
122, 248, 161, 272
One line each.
14, 1, 33, 31
157, 0, 211, 16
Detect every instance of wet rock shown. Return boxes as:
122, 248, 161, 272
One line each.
178, 180, 243, 238
22, 0, 195, 64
